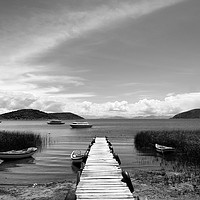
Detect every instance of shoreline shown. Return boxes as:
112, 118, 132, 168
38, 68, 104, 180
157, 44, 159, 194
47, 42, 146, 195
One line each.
1, 169, 200, 200
0, 180, 76, 200
130, 169, 200, 200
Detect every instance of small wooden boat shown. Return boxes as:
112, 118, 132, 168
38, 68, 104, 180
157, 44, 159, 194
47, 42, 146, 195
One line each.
70, 150, 83, 163
47, 120, 65, 125
0, 147, 37, 160
70, 121, 92, 128
155, 144, 175, 154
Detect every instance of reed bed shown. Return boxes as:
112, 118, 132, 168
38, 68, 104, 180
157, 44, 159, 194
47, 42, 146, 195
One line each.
134, 130, 200, 190
0, 130, 42, 151
134, 129, 200, 163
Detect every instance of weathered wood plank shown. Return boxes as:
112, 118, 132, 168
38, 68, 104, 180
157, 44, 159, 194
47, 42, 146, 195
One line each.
77, 199, 134, 200
80, 198, 139, 200
78, 185, 128, 188
84, 166, 121, 169
81, 173, 122, 176
78, 180, 126, 184
78, 181, 126, 184
76, 194, 133, 199
76, 189, 131, 193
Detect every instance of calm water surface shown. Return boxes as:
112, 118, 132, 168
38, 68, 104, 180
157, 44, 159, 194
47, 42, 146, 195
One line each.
0, 119, 200, 185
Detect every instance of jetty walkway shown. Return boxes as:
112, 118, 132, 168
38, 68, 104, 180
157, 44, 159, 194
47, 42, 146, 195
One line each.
76, 137, 134, 200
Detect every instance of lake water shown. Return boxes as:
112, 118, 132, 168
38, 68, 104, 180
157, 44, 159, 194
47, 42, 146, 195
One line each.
0, 119, 200, 185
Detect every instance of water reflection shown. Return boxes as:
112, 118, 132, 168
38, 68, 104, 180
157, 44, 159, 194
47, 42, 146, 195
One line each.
38, 132, 56, 151
71, 163, 82, 174
0, 157, 35, 172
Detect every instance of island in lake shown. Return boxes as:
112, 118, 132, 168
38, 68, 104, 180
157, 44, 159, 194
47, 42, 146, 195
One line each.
0, 109, 84, 120
172, 108, 200, 119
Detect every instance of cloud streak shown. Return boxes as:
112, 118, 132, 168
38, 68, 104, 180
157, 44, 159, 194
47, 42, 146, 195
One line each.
31, 0, 185, 58
1, 0, 186, 65
0, 0, 185, 92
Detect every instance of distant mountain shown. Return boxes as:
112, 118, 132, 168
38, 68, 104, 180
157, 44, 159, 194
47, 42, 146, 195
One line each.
83, 115, 169, 119
48, 112, 84, 120
0, 109, 84, 120
133, 115, 169, 119
106, 116, 127, 119
172, 109, 200, 119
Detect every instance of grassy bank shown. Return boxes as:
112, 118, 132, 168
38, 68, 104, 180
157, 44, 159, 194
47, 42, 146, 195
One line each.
0, 130, 42, 151
134, 130, 200, 198
134, 129, 200, 163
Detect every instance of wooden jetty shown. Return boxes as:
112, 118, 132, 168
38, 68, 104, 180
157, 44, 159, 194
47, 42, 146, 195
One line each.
76, 137, 134, 200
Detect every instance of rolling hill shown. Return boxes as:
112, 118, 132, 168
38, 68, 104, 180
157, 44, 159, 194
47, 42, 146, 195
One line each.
0, 109, 84, 120
172, 109, 200, 119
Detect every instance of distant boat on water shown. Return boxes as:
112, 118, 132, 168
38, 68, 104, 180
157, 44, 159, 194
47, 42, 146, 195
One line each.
70, 121, 93, 128
47, 120, 65, 125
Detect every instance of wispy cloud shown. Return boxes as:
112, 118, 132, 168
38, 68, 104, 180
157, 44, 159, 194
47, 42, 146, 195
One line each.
120, 82, 141, 87
0, 70, 85, 94
39, 0, 185, 56
24, 73, 85, 87
0, 0, 186, 65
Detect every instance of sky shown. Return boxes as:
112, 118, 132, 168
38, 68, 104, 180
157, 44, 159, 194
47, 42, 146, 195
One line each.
0, 0, 200, 118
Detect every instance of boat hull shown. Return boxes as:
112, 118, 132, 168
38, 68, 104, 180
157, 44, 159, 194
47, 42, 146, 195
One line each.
155, 144, 175, 154
70, 151, 83, 163
156, 148, 175, 153
0, 148, 37, 161
47, 120, 65, 125
47, 122, 65, 125
71, 157, 83, 163
70, 124, 92, 128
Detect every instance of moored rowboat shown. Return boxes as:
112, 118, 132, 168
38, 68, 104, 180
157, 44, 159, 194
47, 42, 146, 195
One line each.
155, 144, 175, 153
71, 150, 83, 163
0, 147, 37, 160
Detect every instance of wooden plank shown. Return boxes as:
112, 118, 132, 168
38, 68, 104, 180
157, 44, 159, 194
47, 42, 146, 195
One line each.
78, 198, 134, 200
81, 173, 122, 176
81, 170, 121, 173
77, 188, 130, 191
84, 166, 121, 169
78, 181, 126, 184
76, 194, 133, 199
83, 168, 121, 171
78, 198, 136, 200
80, 177, 122, 180
77, 194, 133, 197
77, 185, 128, 189
76, 190, 131, 194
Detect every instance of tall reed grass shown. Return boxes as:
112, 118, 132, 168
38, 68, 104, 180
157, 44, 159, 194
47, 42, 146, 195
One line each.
0, 130, 42, 151
135, 130, 200, 189
134, 130, 200, 163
